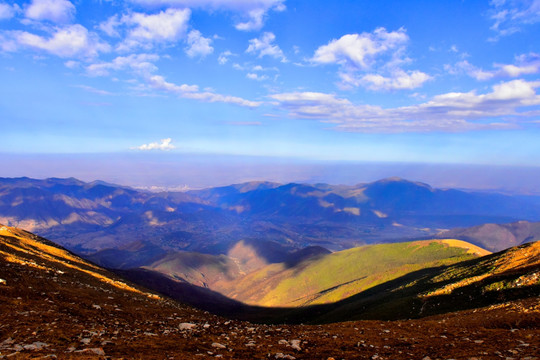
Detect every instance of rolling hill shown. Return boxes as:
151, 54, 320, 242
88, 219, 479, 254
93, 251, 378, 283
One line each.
137, 239, 490, 309
1, 225, 539, 359
215, 240, 490, 307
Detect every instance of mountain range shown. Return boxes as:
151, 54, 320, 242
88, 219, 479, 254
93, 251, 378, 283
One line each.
2, 176, 540, 259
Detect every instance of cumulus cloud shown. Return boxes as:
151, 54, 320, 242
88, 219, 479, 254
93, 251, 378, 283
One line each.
246, 32, 286, 62
117, 8, 191, 51
312, 28, 430, 91
446, 53, 540, 81
148, 74, 261, 107
312, 28, 408, 69
134, 138, 176, 151
218, 50, 233, 64
86, 53, 159, 76
0, 2, 18, 20
129, 0, 285, 31
99, 15, 122, 37
489, 0, 540, 38
185, 30, 213, 58
246, 72, 268, 81
351, 70, 432, 91
25, 0, 75, 23
11, 25, 109, 58
269, 79, 540, 132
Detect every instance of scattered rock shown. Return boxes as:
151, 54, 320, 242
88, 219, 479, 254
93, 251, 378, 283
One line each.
290, 339, 301, 351
74, 348, 105, 355
23, 342, 48, 351
179, 323, 197, 330
275, 353, 296, 359
211, 342, 226, 349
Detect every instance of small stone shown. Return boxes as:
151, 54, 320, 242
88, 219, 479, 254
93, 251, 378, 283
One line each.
179, 323, 197, 330
203, 323, 211, 329
290, 340, 301, 351
278, 340, 289, 345
92, 304, 101, 310
211, 342, 226, 349
80, 338, 91, 345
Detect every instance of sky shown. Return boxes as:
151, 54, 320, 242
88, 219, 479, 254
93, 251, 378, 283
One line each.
1, 0, 540, 189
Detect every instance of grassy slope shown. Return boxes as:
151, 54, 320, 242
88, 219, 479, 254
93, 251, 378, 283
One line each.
220, 240, 488, 307
311, 240, 540, 323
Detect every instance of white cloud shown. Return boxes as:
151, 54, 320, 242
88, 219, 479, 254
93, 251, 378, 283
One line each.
25, 0, 75, 23
118, 8, 191, 51
312, 28, 408, 69
74, 85, 113, 96
311, 28, 428, 91
148, 74, 261, 107
218, 50, 233, 64
444, 60, 495, 81
489, 0, 540, 38
64, 60, 79, 68
129, 0, 285, 31
246, 72, 268, 81
246, 32, 286, 62
86, 53, 159, 76
347, 70, 431, 91
269, 79, 540, 132
148, 74, 198, 93
235, 8, 266, 31
0, 2, 18, 20
134, 138, 176, 151
446, 53, 540, 81
185, 30, 213, 58
99, 15, 122, 37
12, 25, 110, 58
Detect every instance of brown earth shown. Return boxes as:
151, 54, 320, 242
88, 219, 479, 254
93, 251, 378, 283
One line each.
0, 225, 539, 359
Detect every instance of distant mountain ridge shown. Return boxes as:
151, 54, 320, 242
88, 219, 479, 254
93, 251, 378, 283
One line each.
435, 220, 540, 252
1, 176, 540, 258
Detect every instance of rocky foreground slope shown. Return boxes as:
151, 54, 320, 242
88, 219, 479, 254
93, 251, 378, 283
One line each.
0, 225, 539, 359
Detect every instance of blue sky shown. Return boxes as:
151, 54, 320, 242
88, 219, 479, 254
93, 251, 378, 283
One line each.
1, 0, 540, 180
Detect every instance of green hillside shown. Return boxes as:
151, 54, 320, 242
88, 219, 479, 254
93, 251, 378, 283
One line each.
217, 239, 489, 307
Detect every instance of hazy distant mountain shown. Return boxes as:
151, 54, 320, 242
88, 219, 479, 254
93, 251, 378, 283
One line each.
435, 220, 540, 252
2, 176, 540, 258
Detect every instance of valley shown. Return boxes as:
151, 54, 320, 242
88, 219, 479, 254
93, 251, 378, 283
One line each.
1, 224, 539, 359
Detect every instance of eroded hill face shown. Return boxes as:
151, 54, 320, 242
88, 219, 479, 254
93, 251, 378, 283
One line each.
1, 225, 539, 359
